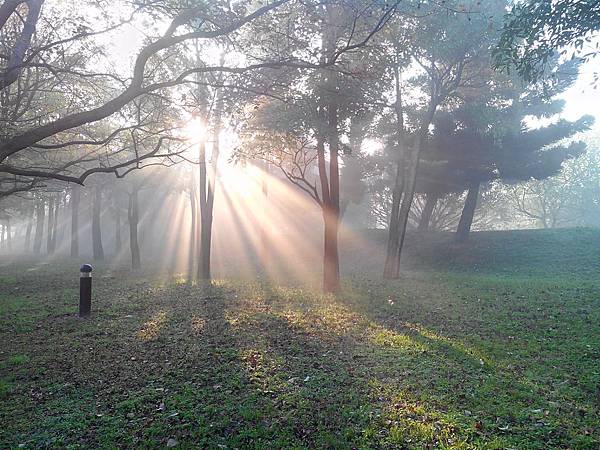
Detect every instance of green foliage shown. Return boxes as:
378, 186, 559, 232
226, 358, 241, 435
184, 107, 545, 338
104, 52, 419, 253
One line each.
493, 0, 600, 83
417, 59, 594, 197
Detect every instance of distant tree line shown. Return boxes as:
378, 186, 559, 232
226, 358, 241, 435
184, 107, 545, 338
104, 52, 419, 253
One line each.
0, 0, 597, 292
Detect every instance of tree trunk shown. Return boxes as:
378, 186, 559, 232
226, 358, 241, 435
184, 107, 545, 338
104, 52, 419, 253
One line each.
325, 105, 341, 293
33, 198, 44, 254
384, 161, 405, 278
391, 103, 438, 277
128, 189, 141, 270
323, 207, 340, 293
46, 195, 55, 254
24, 203, 33, 252
199, 215, 212, 280
5, 217, 11, 250
418, 193, 438, 231
383, 62, 409, 279
0, 0, 43, 91
197, 97, 222, 282
456, 181, 480, 242
115, 200, 122, 254
70, 186, 80, 257
92, 185, 104, 261
197, 139, 211, 280
51, 192, 59, 251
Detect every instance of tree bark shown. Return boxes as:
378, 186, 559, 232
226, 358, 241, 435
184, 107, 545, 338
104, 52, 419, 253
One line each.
51, 192, 59, 251
70, 185, 80, 257
383, 62, 408, 279
197, 139, 211, 280
24, 203, 33, 251
456, 181, 480, 242
316, 136, 340, 292
324, 103, 341, 293
92, 185, 104, 261
0, 0, 43, 91
115, 199, 122, 254
5, 217, 11, 249
128, 189, 141, 270
32, 198, 44, 254
384, 161, 405, 278
391, 104, 438, 277
418, 193, 438, 231
197, 96, 223, 281
322, 206, 340, 293
46, 195, 55, 254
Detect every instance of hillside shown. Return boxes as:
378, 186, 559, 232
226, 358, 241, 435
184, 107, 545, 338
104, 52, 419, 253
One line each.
341, 227, 600, 280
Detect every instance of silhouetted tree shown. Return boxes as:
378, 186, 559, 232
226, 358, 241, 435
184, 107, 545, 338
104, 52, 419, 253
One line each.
92, 184, 104, 261
416, 63, 593, 240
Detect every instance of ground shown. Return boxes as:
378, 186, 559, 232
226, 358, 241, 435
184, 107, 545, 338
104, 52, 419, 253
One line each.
1, 228, 599, 449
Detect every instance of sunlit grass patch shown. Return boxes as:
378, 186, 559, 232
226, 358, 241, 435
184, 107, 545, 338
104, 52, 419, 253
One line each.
190, 315, 205, 333
370, 326, 427, 352
403, 322, 493, 367
138, 311, 168, 341
279, 301, 365, 338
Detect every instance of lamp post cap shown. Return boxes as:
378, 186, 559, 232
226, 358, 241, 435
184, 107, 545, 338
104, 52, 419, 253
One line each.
80, 264, 93, 273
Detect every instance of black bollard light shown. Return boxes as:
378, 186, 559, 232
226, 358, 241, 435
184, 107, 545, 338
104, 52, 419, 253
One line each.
79, 264, 93, 317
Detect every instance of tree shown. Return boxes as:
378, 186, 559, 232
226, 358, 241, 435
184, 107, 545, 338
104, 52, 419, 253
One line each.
1, 0, 394, 198
237, 0, 399, 292
46, 192, 55, 254
70, 185, 80, 257
119, 166, 182, 270
183, 50, 227, 282
415, 60, 593, 240
32, 194, 44, 253
91, 184, 104, 261
23, 200, 34, 251
381, 0, 501, 278
493, 0, 600, 83
127, 186, 141, 270
506, 132, 600, 228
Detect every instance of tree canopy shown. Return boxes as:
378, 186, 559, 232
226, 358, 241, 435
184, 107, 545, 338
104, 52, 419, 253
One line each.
493, 0, 600, 82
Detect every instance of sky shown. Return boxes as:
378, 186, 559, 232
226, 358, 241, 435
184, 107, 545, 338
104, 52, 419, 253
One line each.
561, 61, 600, 132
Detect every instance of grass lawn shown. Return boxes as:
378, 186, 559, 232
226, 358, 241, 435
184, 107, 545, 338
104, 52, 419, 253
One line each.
1, 228, 599, 449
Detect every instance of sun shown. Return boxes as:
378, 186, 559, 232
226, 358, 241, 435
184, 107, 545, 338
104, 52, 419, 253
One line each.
181, 115, 207, 144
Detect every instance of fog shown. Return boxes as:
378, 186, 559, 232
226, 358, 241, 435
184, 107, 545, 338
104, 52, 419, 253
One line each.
3, 1, 600, 448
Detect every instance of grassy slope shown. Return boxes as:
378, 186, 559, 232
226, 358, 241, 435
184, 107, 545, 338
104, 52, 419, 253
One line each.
341, 227, 600, 279
1, 228, 599, 449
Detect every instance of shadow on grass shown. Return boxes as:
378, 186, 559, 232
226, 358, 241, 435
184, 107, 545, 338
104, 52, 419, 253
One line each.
1, 280, 375, 448
1, 272, 599, 449
333, 275, 600, 449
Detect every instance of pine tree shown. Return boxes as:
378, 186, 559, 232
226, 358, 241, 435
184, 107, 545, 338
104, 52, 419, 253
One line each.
417, 61, 594, 240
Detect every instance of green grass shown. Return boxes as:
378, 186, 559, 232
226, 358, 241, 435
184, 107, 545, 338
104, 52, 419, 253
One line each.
1, 228, 599, 449
344, 227, 600, 280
